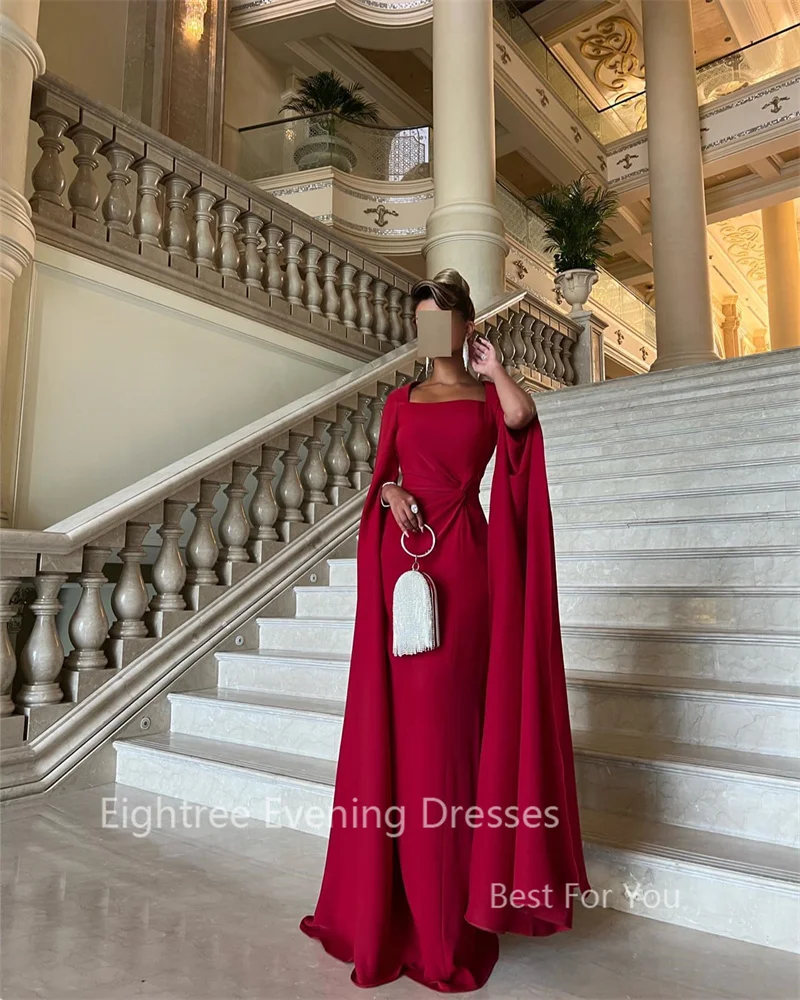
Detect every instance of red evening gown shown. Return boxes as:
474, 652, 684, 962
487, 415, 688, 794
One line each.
300, 378, 589, 992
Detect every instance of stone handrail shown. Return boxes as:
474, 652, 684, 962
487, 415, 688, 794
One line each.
0, 290, 583, 747
27, 72, 423, 360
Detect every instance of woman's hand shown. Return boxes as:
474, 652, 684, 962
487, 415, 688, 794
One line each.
468, 334, 504, 381
382, 484, 424, 533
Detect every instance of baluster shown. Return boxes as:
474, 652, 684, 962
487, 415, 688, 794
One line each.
372, 279, 389, 343
238, 212, 264, 287
215, 200, 241, 278
263, 223, 284, 296
346, 396, 373, 489
550, 331, 566, 382
30, 110, 69, 212
338, 263, 357, 329
186, 480, 221, 586
354, 271, 373, 338
16, 574, 67, 707
320, 254, 340, 320
497, 318, 515, 372
302, 244, 323, 313
366, 387, 389, 466
509, 312, 526, 369
561, 335, 576, 385
531, 319, 547, 373
66, 124, 102, 219
248, 445, 281, 563
275, 433, 306, 529
100, 140, 135, 231
109, 521, 150, 639
300, 418, 330, 522
324, 405, 352, 500
521, 315, 536, 367
149, 500, 187, 612
0, 580, 21, 715
387, 288, 403, 346
190, 187, 216, 269
401, 293, 416, 342
282, 233, 304, 304
541, 325, 556, 377
66, 546, 110, 668
216, 462, 252, 582
163, 173, 192, 258
132, 158, 164, 247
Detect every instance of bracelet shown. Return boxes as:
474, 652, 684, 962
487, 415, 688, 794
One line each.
379, 481, 398, 507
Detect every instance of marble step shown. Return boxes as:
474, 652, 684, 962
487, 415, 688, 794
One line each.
562, 622, 799, 686
566, 671, 800, 757
553, 546, 800, 588
164, 688, 800, 847
543, 416, 798, 465
549, 457, 800, 499
552, 483, 800, 524
327, 546, 800, 589
553, 510, 800, 552
256, 616, 799, 686
114, 731, 335, 836
539, 348, 800, 413
292, 582, 798, 633
169, 689, 344, 761
558, 586, 799, 632
257, 616, 355, 656
574, 730, 800, 848
112, 732, 800, 952
218, 649, 351, 701
541, 382, 800, 440
215, 655, 799, 756
579, 809, 800, 954
543, 434, 799, 477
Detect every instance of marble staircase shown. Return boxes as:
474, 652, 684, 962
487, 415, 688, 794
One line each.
115, 348, 800, 953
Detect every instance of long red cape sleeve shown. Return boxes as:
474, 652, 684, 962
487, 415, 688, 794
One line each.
300, 384, 404, 985
466, 381, 590, 935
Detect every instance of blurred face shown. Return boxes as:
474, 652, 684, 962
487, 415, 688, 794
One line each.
415, 297, 475, 352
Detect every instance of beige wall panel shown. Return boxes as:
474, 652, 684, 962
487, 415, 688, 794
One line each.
15, 245, 359, 529
222, 31, 286, 174
37, 0, 129, 108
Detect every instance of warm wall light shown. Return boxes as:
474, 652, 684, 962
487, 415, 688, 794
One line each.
182, 0, 208, 43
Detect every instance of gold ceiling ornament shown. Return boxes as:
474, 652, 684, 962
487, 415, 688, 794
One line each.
182, 0, 208, 44
578, 16, 645, 95
718, 222, 767, 287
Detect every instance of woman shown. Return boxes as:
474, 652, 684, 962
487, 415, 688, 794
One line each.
300, 270, 589, 992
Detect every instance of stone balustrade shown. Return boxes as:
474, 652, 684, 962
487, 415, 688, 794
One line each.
27, 73, 420, 357
0, 291, 582, 752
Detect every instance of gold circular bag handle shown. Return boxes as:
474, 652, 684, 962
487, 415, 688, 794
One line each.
400, 523, 436, 559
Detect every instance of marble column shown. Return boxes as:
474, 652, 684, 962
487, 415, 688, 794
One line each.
423, 0, 507, 311
0, 0, 45, 525
641, 0, 719, 371
761, 201, 800, 351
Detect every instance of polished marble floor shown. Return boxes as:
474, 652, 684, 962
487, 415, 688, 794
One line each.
1, 784, 798, 1000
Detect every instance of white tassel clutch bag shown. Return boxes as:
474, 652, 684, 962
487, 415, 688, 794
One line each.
392, 524, 440, 657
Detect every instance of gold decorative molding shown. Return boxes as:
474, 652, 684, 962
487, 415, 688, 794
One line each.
718, 222, 767, 288
578, 16, 645, 99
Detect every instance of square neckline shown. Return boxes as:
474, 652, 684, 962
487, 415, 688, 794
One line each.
406, 379, 489, 406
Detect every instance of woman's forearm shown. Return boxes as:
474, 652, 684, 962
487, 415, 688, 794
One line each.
491, 367, 537, 430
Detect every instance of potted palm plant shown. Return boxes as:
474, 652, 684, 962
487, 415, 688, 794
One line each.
281, 70, 381, 173
531, 175, 618, 315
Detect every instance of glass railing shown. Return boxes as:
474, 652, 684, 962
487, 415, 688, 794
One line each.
495, 181, 656, 345
237, 113, 432, 183
235, 113, 655, 344
493, 1, 800, 143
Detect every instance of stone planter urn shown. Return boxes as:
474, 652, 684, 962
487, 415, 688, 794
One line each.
554, 268, 598, 315
294, 134, 357, 173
